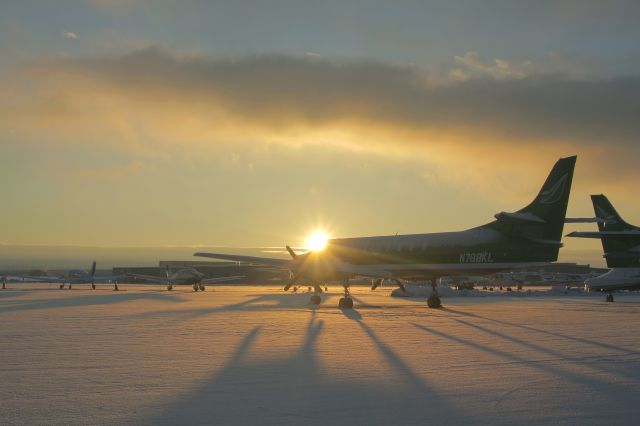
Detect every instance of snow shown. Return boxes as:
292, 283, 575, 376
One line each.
1, 284, 640, 425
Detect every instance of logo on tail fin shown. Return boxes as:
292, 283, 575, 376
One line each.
540, 174, 568, 204
596, 205, 617, 225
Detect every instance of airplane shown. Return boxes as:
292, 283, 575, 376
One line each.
20, 261, 124, 290
127, 267, 244, 291
195, 155, 577, 309
567, 194, 640, 301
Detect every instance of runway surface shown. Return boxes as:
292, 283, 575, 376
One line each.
1, 284, 640, 425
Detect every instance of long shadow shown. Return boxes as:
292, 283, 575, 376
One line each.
446, 316, 640, 381
412, 322, 640, 410
139, 311, 468, 425
0, 291, 186, 313
442, 307, 640, 356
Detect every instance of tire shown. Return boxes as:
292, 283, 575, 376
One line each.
310, 295, 321, 305
427, 294, 442, 309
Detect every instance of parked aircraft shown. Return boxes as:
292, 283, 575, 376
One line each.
195, 156, 577, 309
127, 267, 243, 291
568, 194, 640, 301
20, 261, 124, 290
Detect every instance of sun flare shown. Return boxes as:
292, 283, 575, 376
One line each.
305, 230, 329, 252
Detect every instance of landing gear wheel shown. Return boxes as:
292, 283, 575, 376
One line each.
113, 284, 119, 291
606, 293, 614, 302
199, 285, 205, 292
427, 294, 442, 309
167, 285, 173, 291
338, 297, 354, 309
193, 284, 199, 292
310, 295, 321, 305
91, 284, 96, 290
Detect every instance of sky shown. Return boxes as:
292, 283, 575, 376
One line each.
2, 0, 640, 267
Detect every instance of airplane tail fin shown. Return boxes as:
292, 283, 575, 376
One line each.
490, 156, 576, 253
591, 194, 633, 231
591, 194, 640, 268
518, 155, 576, 241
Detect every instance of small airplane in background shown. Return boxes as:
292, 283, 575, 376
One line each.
195, 155, 577, 309
568, 194, 640, 301
127, 267, 244, 291
19, 261, 125, 290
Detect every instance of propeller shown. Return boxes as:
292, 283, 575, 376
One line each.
392, 278, 406, 293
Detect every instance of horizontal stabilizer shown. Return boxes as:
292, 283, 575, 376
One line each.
194, 252, 291, 267
564, 217, 607, 223
567, 230, 640, 239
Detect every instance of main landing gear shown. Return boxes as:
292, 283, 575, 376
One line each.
338, 284, 354, 309
427, 280, 442, 309
167, 284, 173, 291
91, 283, 96, 290
192, 283, 206, 292
606, 292, 614, 303
309, 284, 322, 305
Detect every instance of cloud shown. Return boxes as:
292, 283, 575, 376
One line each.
3, 47, 640, 196
62, 31, 78, 40
452, 51, 528, 80
30, 48, 639, 146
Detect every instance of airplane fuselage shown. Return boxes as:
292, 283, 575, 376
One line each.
585, 267, 640, 292
295, 226, 560, 282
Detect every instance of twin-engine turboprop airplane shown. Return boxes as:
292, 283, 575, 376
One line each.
568, 194, 640, 301
20, 261, 124, 290
127, 268, 244, 291
195, 155, 577, 309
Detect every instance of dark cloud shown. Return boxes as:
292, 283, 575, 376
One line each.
41, 47, 640, 148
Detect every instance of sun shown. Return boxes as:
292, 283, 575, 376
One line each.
305, 230, 329, 252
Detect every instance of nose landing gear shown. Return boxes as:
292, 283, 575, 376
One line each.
606, 292, 614, 302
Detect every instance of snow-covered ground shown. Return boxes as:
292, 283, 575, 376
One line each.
1, 284, 640, 425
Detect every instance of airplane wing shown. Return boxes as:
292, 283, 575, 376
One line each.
194, 252, 292, 267
19, 275, 66, 283
567, 230, 640, 238
126, 273, 165, 283
93, 275, 126, 283
201, 275, 245, 285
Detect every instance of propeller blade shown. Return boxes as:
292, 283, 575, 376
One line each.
371, 278, 383, 291
286, 245, 298, 259
393, 279, 406, 293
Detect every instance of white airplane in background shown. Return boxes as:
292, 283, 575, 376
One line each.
20, 261, 125, 290
568, 194, 640, 301
127, 267, 244, 291
195, 156, 577, 309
